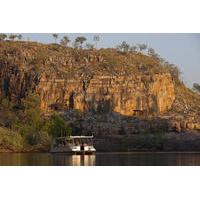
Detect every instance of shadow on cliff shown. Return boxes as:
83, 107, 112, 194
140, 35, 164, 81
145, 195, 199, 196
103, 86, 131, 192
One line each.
50, 98, 194, 136
62, 109, 200, 151
62, 108, 176, 136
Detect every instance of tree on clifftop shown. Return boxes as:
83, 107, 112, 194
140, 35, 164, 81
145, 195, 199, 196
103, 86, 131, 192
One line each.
52, 34, 59, 43
193, 83, 200, 94
130, 45, 138, 52
60, 36, 70, 47
137, 43, 148, 52
93, 35, 100, 49
75, 36, 87, 49
17, 34, 23, 40
147, 47, 159, 59
86, 43, 95, 50
117, 41, 130, 53
9, 34, 18, 41
0, 34, 7, 41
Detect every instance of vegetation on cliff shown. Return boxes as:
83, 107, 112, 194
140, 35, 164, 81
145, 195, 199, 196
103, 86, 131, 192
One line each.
0, 127, 23, 152
0, 93, 71, 151
193, 83, 200, 94
0, 38, 180, 78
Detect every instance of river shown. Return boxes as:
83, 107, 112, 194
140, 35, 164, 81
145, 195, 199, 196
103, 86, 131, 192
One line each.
1, 152, 200, 166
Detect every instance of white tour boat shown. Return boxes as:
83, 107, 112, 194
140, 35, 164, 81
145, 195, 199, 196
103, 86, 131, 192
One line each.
50, 135, 96, 154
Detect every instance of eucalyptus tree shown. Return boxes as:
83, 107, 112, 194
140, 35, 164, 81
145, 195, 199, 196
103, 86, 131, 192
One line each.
159, 57, 165, 65
148, 47, 156, 56
137, 43, 148, 52
9, 34, 18, 41
93, 35, 100, 48
0, 33, 7, 41
193, 83, 200, 94
86, 43, 95, 50
130, 45, 137, 52
17, 34, 23, 40
73, 41, 79, 49
52, 33, 59, 43
60, 36, 70, 47
117, 41, 130, 53
75, 36, 87, 48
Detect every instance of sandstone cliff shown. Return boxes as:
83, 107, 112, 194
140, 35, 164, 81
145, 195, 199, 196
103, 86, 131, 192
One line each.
37, 73, 175, 116
0, 41, 175, 116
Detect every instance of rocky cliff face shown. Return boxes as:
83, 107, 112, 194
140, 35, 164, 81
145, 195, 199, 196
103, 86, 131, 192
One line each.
0, 41, 175, 116
37, 73, 175, 116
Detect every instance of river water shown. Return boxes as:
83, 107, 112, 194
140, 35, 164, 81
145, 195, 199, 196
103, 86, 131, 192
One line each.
1, 152, 200, 166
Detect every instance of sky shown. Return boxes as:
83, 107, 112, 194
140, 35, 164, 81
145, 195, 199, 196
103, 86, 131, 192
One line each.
18, 33, 200, 88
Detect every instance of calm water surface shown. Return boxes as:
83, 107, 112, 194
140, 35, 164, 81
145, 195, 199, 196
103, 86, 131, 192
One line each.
1, 152, 200, 166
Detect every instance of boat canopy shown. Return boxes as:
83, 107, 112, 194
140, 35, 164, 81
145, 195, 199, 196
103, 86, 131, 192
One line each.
70, 136, 93, 139
55, 136, 94, 140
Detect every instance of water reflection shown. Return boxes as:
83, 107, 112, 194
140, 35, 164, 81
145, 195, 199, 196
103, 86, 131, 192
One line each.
72, 155, 95, 166
2, 152, 200, 166
52, 154, 96, 166
0, 153, 51, 166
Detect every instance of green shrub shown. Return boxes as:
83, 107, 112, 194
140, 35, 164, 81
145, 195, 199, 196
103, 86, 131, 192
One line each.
0, 127, 23, 150
46, 113, 72, 138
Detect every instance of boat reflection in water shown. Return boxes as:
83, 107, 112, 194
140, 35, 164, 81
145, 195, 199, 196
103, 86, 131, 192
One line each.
71, 155, 96, 166
52, 154, 96, 166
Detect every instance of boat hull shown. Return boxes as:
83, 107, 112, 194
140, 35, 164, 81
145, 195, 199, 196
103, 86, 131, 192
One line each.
50, 147, 96, 154
50, 149, 96, 155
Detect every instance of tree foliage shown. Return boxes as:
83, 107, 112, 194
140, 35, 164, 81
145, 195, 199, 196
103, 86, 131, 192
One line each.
17, 34, 22, 40
137, 43, 148, 51
75, 36, 87, 48
0, 93, 72, 146
22, 94, 41, 126
165, 63, 181, 80
117, 41, 130, 53
93, 35, 100, 42
130, 45, 137, 52
8, 34, 23, 41
86, 43, 94, 50
52, 34, 59, 43
93, 35, 100, 48
16, 94, 47, 145
0, 127, 23, 150
46, 113, 72, 138
193, 83, 200, 93
60, 36, 70, 47
9, 34, 18, 41
0, 96, 17, 129
148, 47, 156, 56
0, 33, 7, 41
